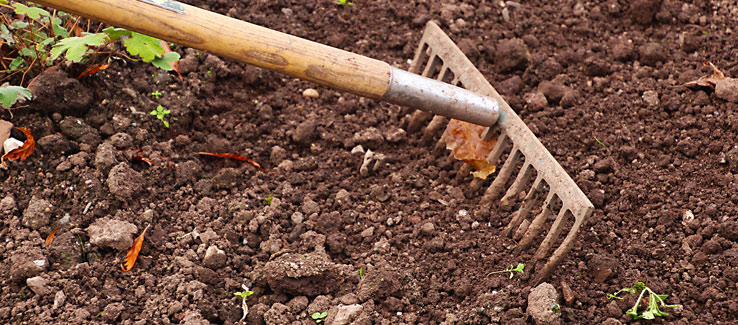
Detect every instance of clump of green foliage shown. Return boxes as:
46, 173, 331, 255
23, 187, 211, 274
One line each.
487, 263, 525, 279
336, 0, 355, 6
150, 104, 170, 128
0, 85, 30, 108
607, 282, 681, 320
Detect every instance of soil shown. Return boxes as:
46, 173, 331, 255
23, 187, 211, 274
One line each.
2, 0, 738, 324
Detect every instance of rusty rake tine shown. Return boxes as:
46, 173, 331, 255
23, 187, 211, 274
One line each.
500, 162, 532, 209
483, 145, 520, 202
504, 175, 543, 237
516, 191, 555, 252
422, 114, 448, 143
532, 207, 570, 262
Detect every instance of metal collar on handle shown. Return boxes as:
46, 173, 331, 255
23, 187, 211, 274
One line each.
382, 67, 500, 127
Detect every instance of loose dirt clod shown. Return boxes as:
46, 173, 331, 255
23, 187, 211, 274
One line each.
527, 282, 560, 325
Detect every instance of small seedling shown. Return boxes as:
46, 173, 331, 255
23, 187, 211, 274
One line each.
206, 70, 212, 75
266, 194, 273, 206
336, 0, 355, 5
607, 282, 681, 320
551, 303, 560, 314
234, 285, 254, 323
150, 104, 171, 128
594, 138, 605, 147
487, 263, 525, 279
311, 311, 328, 323
150, 90, 162, 99
359, 267, 363, 279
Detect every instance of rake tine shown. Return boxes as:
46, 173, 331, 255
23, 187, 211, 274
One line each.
504, 176, 544, 237
422, 115, 448, 143
532, 207, 570, 262
515, 191, 555, 253
533, 216, 586, 285
482, 145, 520, 203
500, 162, 532, 210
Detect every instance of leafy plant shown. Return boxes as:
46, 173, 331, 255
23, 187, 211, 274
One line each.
234, 289, 254, 300
311, 311, 328, 323
607, 282, 681, 320
487, 263, 525, 279
150, 90, 162, 99
0, 1, 180, 87
234, 285, 254, 323
150, 104, 170, 128
336, 0, 355, 6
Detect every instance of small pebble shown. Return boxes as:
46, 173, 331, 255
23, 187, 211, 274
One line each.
302, 88, 319, 98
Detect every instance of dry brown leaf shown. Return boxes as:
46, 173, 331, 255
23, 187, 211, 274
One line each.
45, 224, 60, 248
121, 224, 150, 272
0, 120, 12, 146
683, 62, 725, 89
1, 127, 36, 166
76, 63, 109, 79
197, 152, 265, 171
443, 119, 497, 179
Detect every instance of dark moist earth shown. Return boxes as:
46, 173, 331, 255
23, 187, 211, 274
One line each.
2, 0, 738, 324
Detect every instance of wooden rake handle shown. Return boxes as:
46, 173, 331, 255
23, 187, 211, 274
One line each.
33, 0, 499, 126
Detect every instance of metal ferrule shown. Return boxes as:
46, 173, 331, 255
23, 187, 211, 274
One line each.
382, 67, 500, 127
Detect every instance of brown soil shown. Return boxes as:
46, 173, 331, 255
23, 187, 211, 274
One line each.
2, 0, 738, 324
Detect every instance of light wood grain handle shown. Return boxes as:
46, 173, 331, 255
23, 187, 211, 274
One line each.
32, 0, 391, 99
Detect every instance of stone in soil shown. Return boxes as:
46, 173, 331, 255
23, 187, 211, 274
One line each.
587, 254, 618, 282
327, 304, 363, 325
94, 141, 118, 174
256, 251, 354, 297
107, 162, 145, 201
27, 67, 92, 115
22, 196, 52, 230
538, 81, 572, 104
9, 247, 47, 282
202, 245, 227, 269
524, 91, 548, 111
353, 127, 384, 148
495, 38, 530, 72
292, 118, 318, 145
26, 276, 51, 296
716, 78, 738, 103
87, 218, 138, 251
58, 117, 94, 140
638, 42, 667, 66
527, 282, 560, 325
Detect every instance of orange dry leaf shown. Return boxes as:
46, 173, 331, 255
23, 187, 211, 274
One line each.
160, 40, 183, 81
76, 63, 110, 79
683, 62, 725, 89
1, 127, 36, 166
197, 152, 265, 171
45, 224, 60, 248
443, 119, 497, 179
121, 224, 150, 272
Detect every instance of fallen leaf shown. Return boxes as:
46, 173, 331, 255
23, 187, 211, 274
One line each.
45, 214, 70, 248
76, 63, 109, 79
160, 40, 183, 80
197, 152, 265, 171
1, 127, 35, 166
0, 119, 12, 146
45, 224, 59, 248
443, 119, 497, 179
121, 224, 150, 272
132, 156, 153, 166
683, 62, 725, 89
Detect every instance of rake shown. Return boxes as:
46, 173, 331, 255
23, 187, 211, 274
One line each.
34, 0, 594, 283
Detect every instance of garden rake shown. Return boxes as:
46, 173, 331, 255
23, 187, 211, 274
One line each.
34, 0, 594, 283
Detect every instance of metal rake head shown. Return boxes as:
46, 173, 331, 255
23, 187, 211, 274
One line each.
406, 22, 594, 283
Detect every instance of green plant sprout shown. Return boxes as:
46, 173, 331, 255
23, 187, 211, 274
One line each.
551, 302, 560, 314
234, 285, 254, 323
336, 0, 355, 6
311, 311, 328, 323
150, 90, 162, 99
359, 267, 363, 279
487, 263, 525, 279
266, 194, 273, 206
150, 104, 170, 128
594, 138, 605, 147
607, 282, 681, 320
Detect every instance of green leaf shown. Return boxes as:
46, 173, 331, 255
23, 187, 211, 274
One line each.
163, 120, 169, 128
10, 21, 29, 29
102, 26, 131, 41
9, 57, 24, 70
123, 32, 164, 62
150, 110, 157, 116
151, 51, 180, 70
633, 282, 646, 291
0, 86, 32, 108
19, 47, 36, 58
13, 3, 49, 19
50, 17, 68, 38
50, 33, 107, 62
0, 24, 14, 45
0, 0, 8, 4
